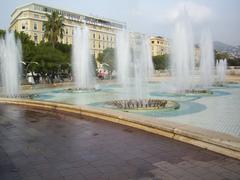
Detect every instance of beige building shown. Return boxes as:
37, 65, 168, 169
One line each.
195, 45, 201, 66
150, 36, 201, 66
150, 36, 170, 56
10, 3, 126, 58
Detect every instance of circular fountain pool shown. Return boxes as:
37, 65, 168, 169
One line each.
30, 82, 240, 138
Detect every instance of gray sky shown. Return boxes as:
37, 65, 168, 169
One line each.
0, 0, 239, 46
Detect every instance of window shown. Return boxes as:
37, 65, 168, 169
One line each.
157, 41, 159, 44
41, 16, 46, 19
99, 44, 101, 48
152, 41, 154, 44
99, 34, 101, 40
42, 24, 45, 31
66, 37, 68, 44
34, 22, 38, 30
34, 34, 38, 44
22, 23, 26, 30
93, 33, 95, 38
34, 14, 39, 19
103, 35, 105, 40
66, 28, 68, 35
21, 21, 28, 30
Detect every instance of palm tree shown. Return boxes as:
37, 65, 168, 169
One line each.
43, 11, 64, 48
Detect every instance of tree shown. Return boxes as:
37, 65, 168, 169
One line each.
97, 53, 104, 64
152, 54, 169, 70
215, 51, 229, 60
0, 29, 5, 38
32, 44, 68, 78
43, 11, 64, 48
226, 58, 240, 66
97, 48, 115, 71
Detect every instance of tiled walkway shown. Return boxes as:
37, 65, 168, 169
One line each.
0, 104, 239, 180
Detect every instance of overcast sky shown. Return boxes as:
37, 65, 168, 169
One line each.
0, 0, 239, 46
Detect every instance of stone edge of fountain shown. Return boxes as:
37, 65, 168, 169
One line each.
185, 89, 213, 95
105, 99, 180, 111
65, 88, 101, 93
0, 94, 38, 99
0, 97, 239, 160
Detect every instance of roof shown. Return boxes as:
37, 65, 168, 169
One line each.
11, 2, 126, 26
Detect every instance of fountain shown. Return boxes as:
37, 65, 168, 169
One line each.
70, 25, 96, 92
170, 8, 215, 94
0, 31, 22, 97
116, 31, 154, 100
216, 59, 227, 86
112, 30, 177, 110
115, 30, 131, 99
199, 28, 215, 88
170, 8, 195, 93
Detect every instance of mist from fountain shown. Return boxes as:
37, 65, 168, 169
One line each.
115, 30, 131, 99
116, 31, 153, 100
72, 25, 96, 90
0, 31, 22, 96
199, 28, 215, 88
170, 8, 195, 92
216, 59, 227, 85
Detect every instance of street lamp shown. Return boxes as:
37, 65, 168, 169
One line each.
25, 62, 39, 73
22, 62, 39, 81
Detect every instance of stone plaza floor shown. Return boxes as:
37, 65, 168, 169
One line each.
0, 104, 239, 180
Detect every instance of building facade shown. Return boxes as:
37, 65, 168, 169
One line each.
10, 3, 126, 58
195, 45, 201, 67
150, 36, 170, 56
150, 36, 201, 66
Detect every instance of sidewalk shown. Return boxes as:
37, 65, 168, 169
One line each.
0, 104, 239, 180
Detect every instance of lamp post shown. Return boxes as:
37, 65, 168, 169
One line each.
25, 62, 39, 74
22, 62, 39, 82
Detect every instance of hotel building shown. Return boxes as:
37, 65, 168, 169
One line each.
150, 36, 201, 66
10, 3, 126, 58
150, 36, 170, 56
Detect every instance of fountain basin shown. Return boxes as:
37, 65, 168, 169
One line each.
0, 94, 38, 99
106, 99, 180, 110
65, 88, 100, 93
185, 89, 213, 95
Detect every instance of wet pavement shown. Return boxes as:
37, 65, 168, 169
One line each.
0, 104, 239, 180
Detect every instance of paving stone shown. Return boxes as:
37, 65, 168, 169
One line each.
0, 104, 239, 180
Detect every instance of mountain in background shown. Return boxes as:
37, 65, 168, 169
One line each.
214, 41, 240, 58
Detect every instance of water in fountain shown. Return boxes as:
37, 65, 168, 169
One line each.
0, 31, 22, 96
116, 31, 153, 100
216, 59, 227, 85
131, 33, 154, 99
115, 30, 131, 98
199, 28, 215, 88
170, 8, 195, 92
72, 25, 96, 90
